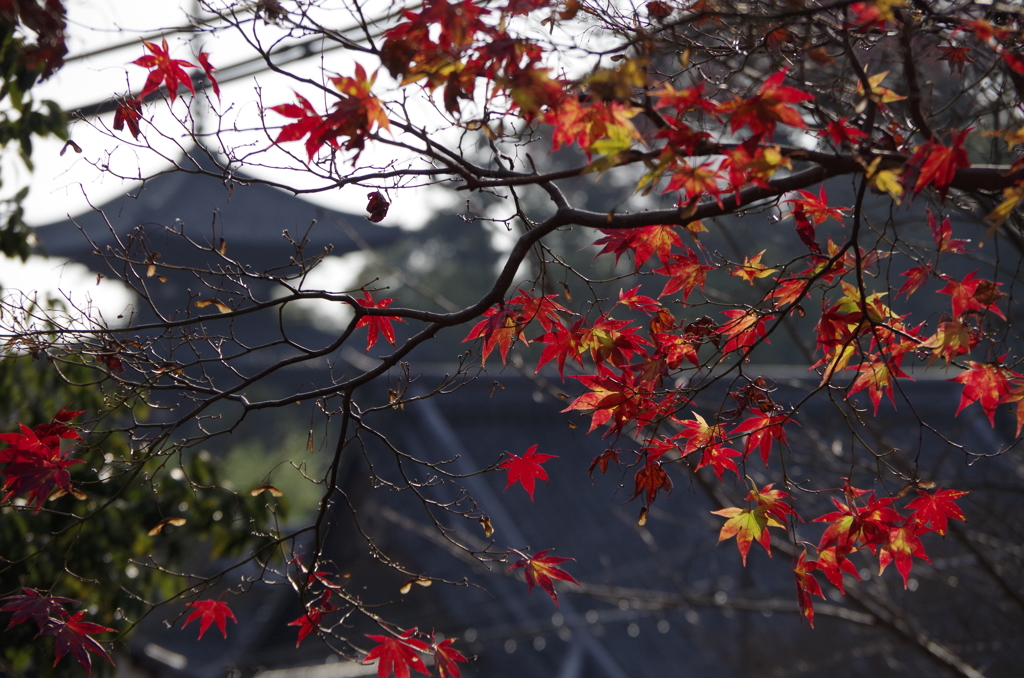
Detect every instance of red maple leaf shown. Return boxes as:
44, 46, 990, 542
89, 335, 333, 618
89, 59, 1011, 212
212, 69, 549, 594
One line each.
182, 599, 237, 640
817, 117, 868, 147
356, 291, 405, 351
593, 224, 681, 271
366, 191, 391, 222
575, 315, 650, 373
718, 309, 769, 356
563, 373, 653, 436
432, 636, 468, 678
711, 484, 791, 565
936, 43, 974, 75
534, 321, 581, 380
133, 37, 196, 103
952, 360, 1019, 425
896, 264, 930, 299
928, 210, 969, 253
363, 629, 430, 678
906, 487, 968, 536
847, 353, 910, 415
271, 93, 329, 160
815, 544, 861, 593
785, 186, 849, 227
288, 591, 336, 647
937, 271, 1006, 320
815, 488, 901, 551
794, 550, 825, 627
696, 443, 742, 481
905, 129, 971, 200
877, 524, 931, 589
1, 588, 76, 632
720, 69, 813, 137
588, 448, 621, 476
731, 414, 794, 465
653, 247, 712, 302
631, 458, 673, 506
499, 444, 556, 501
0, 421, 85, 512
509, 549, 580, 606
618, 285, 661, 314
44, 610, 115, 675
196, 51, 220, 98
463, 303, 527, 366
113, 97, 143, 138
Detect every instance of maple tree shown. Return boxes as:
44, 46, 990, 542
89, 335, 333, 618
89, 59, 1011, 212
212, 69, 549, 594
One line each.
5, 0, 1024, 676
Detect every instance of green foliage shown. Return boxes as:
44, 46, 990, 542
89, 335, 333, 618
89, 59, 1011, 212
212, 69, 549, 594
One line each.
0, 355, 280, 676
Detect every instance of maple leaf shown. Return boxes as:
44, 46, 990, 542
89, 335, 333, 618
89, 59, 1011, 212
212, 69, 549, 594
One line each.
113, 97, 143, 138
593, 224, 681, 271
896, 264, 930, 299
366, 191, 391, 222
730, 250, 778, 285
817, 117, 868, 147
182, 599, 237, 639
509, 549, 580, 606
677, 412, 721, 456
664, 161, 723, 206
696, 443, 742, 481
653, 248, 712, 301
44, 610, 115, 675
920, 318, 979, 364
499, 444, 556, 501
0, 422, 85, 511
288, 592, 336, 647
859, 156, 903, 203
937, 271, 1006, 320
433, 637, 468, 678
288, 608, 322, 647
575, 315, 650, 373
196, 51, 220, 98
133, 37, 196, 103
771, 277, 810, 309
847, 353, 910, 415
618, 286, 661, 314
731, 414, 794, 465
718, 309, 769, 356
815, 544, 861, 593
652, 332, 700, 370
712, 485, 793, 566
534, 321, 581, 380
906, 487, 968, 536
928, 210, 969, 253
1, 588, 76, 632
631, 458, 673, 506
364, 629, 430, 678
463, 304, 527, 366
588, 448, 620, 476
952, 360, 1019, 425
794, 551, 825, 627
563, 373, 651, 436
905, 129, 971, 200
877, 525, 931, 589
720, 69, 813, 137
816, 489, 901, 551
855, 70, 906, 111
271, 94, 329, 160
356, 291, 405, 351
936, 43, 974, 74
785, 186, 849, 227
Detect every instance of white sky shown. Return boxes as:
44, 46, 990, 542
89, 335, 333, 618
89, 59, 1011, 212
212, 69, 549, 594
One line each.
1, 0, 463, 319
9, 0, 461, 230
